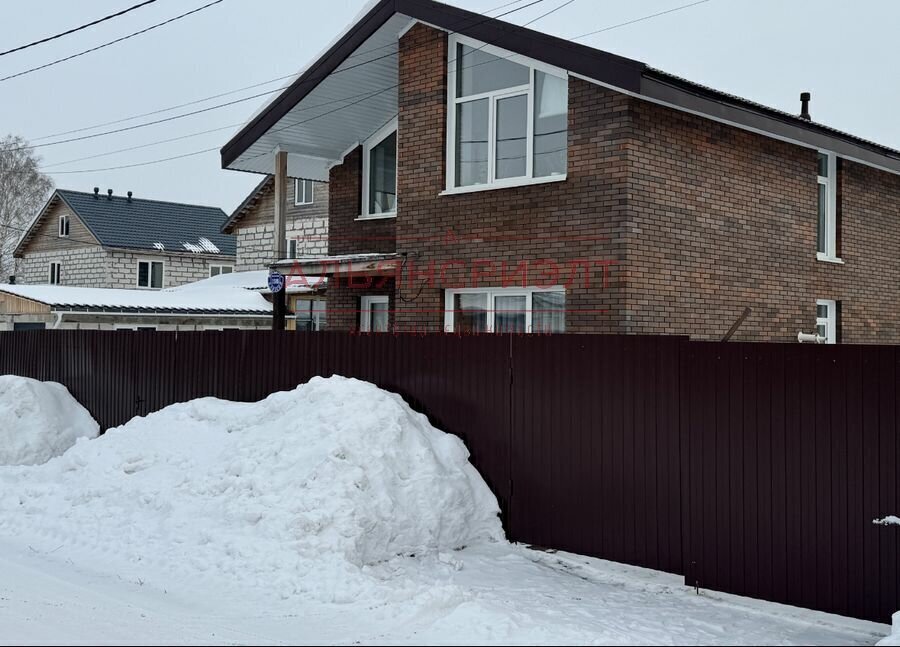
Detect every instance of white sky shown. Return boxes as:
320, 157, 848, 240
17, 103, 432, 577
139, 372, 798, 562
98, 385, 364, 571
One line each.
1, 0, 897, 214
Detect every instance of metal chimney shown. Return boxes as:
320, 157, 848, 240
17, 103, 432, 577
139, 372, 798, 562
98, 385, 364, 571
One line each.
93, 187, 100, 199
107, 189, 113, 200
127, 191, 133, 203
800, 92, 811, 121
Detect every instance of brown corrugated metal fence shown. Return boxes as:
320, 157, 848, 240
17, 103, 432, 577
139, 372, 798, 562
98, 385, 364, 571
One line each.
0, 330, 896, 623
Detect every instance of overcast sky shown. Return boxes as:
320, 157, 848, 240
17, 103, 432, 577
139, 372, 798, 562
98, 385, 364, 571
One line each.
1, 0, 897, 214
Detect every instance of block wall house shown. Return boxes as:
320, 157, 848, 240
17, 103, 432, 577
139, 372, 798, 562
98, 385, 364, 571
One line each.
14, 189, 236, 289
220, 0, 900, 342
223, 175, 328, 272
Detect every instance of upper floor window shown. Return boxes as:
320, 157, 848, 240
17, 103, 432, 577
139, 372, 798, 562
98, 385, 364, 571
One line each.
286, 237, 298, 259
137, 260, 164, 289
446, 35, 568, 192
361, 119, 397, 219
48, 262, 61, 285
58, 215, 70, 238
209, 264, 233, 278
817, 151, 839, 261
295, 179, 314, 206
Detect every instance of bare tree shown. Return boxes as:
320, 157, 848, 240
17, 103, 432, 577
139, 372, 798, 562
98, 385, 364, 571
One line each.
0, 135, 53, 281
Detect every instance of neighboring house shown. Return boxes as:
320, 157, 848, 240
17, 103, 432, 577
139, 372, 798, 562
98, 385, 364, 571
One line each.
0, 270, 326, 331
220, 0, 900, 342
14, 188, 236, 289
222, 175, 328, 272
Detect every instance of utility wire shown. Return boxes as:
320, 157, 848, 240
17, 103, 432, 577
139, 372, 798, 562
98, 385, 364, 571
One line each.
0, 0, 226, 83
0, 0, 159, 58
5, 0, 711, 175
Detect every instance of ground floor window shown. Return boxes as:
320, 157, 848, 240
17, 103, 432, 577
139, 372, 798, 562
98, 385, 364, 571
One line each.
816, 299, 838, 344
360, 295, 389, 332
295, 298, 327, 331
137, 260, 164, 289
444, 287, 565, 333
13, 322, 46, 330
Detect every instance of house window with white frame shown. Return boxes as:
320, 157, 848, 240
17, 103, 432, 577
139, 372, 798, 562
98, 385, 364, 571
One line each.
447, 35, 568, 191
295, 298, 327, 331
137, 260, 164, 289
816, 299, 838, 344
360, 295, 389, 332
58, 215, 70, 237
817, 151, 839, 261
295, 179, 314, 206
444, 287, 565, 333
286, 237, 298, 259
361, 119, 397, 218
209, 264, 233, 278
48, 262, 61, 285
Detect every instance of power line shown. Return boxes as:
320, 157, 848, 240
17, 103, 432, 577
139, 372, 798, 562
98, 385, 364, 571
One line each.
8, 0, 710, 176
0, 0, 227, 84
0, 0, 159, 58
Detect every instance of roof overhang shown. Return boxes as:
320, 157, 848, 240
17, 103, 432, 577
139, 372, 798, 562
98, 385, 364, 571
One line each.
220, 0, 643, 179
273, 253, 400, 277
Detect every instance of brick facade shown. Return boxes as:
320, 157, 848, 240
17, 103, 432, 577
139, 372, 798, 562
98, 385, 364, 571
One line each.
323, 22, 900, 341
232, 178, 329, 271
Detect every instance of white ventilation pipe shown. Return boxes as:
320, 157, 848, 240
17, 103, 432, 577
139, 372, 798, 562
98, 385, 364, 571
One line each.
797, 331, 825, 344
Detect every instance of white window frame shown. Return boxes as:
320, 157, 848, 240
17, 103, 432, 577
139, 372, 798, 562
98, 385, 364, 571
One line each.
294, 297, 327, 331
359, 295, 390, 332
816, 151, 840, 262
294, 179, 314, 206
208, 264, 234, 278
48, 262, 61, 285
444, 34, 568, 194
285, 237, 298, 259
359, 117, 398, 220
58, 215, 69, 238
444, 286, 565, 333
816, 299, 837, 344
136, 259, 164, 289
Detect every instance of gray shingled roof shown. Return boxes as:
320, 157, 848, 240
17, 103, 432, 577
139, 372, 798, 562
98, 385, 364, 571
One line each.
57, 189, 235, 256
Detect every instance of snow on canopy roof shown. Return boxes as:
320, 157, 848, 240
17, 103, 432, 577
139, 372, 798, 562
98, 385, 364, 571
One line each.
171, 270, 327, 294
0, 283, 271, 314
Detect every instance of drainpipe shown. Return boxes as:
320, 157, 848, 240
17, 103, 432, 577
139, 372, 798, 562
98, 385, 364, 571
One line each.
52, 312, 65, 329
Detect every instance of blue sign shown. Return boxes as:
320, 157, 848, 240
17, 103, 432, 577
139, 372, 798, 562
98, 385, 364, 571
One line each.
268, 271, 285, 293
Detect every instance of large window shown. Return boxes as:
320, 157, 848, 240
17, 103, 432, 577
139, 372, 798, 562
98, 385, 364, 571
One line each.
447, 36, 568, 191
444, 287, 565, 333
137, 260, 164, 289
817, 151, 839, 261
816, 299, 838, 344
361, 119, 397, 219
48, 262, 61, 285
360, 295, 389, 332
294, 179, 314, 206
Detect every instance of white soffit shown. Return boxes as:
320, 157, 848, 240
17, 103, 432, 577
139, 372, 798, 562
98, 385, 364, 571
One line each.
227, 13, 412, 180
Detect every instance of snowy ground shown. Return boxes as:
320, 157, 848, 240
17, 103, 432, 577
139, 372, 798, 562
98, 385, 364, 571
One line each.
0, 534, 886, 646
0, 375, 891, 645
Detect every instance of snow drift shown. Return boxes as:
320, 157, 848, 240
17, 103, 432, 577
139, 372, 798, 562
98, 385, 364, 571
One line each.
0, 375, 99, 466
0, 376, 502, 601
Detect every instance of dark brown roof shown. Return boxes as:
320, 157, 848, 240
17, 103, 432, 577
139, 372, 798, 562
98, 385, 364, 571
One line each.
221, 175, 273, 234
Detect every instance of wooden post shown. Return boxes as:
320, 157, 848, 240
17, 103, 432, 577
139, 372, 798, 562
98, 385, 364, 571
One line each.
272, 150, 288, 331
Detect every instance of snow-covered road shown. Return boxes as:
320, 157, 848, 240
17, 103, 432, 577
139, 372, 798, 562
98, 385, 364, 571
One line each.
0, 536, 886, 646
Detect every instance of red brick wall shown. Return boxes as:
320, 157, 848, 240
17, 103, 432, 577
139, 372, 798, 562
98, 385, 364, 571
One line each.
328, 147, 396, 256
624, 100, 900, 342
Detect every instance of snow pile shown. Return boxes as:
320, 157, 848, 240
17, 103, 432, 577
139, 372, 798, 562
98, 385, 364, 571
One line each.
874, 516, 900, 527
0, 376, 502, 601
879, 612, 900, 646
0, 375, 99, 466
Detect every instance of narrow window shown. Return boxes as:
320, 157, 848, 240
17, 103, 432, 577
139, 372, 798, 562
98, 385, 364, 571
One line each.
448, 36, 568, 190
48, 262, 61, 285
294, 179, 314, 206
360, 295, 389, 332
445, 287, 565, 333
817, 152, 838, 260
137, 261, 164, 289
816, 299, 838, 344
285, 238, 298, 259
361, 120, 397, 218
58, 216, 70, 238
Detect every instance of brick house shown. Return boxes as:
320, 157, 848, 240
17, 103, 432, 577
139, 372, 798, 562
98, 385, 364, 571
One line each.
220, 0, 900, 342
14, 188, 236, 289
222, 175, 328, 272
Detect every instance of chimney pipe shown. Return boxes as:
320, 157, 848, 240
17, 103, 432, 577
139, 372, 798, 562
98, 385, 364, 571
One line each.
93, 187, 99, 199
107, 189, 113, 200
127, 191, 133, 203
800, 92, 811, 121
8, 275, 15, 285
